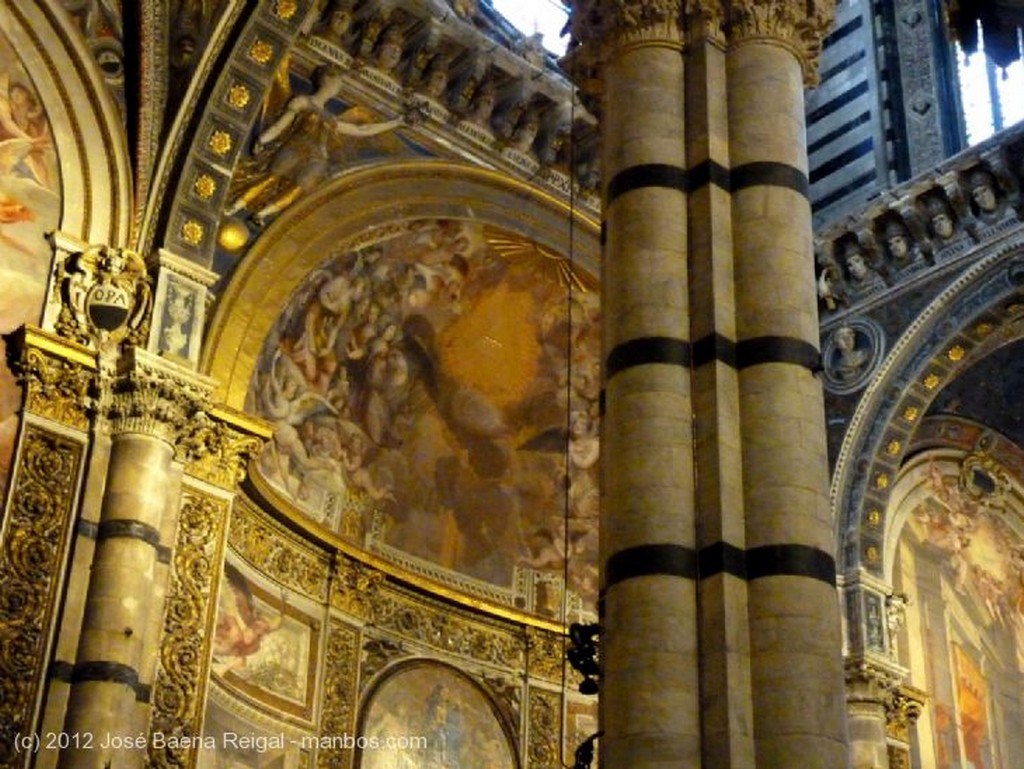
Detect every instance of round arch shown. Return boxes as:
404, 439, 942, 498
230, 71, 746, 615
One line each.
203, 159, 600, 409
0, 0, 132, 245
832, 234, 1024, 580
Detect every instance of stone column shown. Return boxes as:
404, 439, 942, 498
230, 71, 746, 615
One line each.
723, 3, 847, 767
844, 659, 904, 769
59, 348, 211, 769
567, 3, 699, 767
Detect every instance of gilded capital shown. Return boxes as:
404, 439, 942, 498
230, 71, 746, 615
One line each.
726, 0, 836, 85
179, 407, 269, 489
99, 347, 214, 443
4, 326, 96, 431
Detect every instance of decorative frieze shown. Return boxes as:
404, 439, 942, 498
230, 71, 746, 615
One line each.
228, 497, 330, 601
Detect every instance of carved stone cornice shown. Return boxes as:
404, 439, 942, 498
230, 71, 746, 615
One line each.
844, 655, 907, 702
4, 326, 96, 431
726, 0, 836, 85
684, 0, 727, 46
98, 347, 214, 443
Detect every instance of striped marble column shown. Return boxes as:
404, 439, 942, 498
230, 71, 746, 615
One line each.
568, 3, 699, 767
682, 6, 756, 768
725, 2, 847, 767
60, 349, 209, 769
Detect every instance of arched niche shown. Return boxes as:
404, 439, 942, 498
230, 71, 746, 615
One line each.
886, 445, 1024, 767
203, 161, 601, 622
356, 660, 519, 769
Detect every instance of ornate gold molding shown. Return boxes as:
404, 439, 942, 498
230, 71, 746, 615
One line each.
885, 685, 926, 743
371, 585, 525, 670
4, 326, 96, 431
147, 489, 231, 769
527, 687, 561, 769
318, 621, 360, 769
180, 406, 269, 490
526, 626, 567, 684
0, 425, 84, 765
726, 0, 836, 85
330, 555, 385, 621
228, 496, 330, 601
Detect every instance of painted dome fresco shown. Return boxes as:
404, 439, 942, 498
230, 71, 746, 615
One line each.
247, 218, 599, 619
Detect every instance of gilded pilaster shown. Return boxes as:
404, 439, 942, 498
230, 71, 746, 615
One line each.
0, 425, 84, 768
318, 622, 360, 769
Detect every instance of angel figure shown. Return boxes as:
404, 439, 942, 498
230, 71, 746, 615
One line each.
213, 564, 285, 671
227, 68, 427, 224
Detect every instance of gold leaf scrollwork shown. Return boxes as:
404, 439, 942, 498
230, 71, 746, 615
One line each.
5, 339, 94, 430
180, 414, 264, 488
527, 687, 561, 769
526, 626, 566, 683
0, 427, 82, 764
148, 492, 228, 769
331, 556, 385, 620
318, 622, 360, 769
228, 498, 329, 600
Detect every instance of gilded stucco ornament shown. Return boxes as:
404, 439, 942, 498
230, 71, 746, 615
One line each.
331, 555, 386, 620
4, 328, 95, 431
228, 498, 330, 601
179, 412, 266, 489
0, 426, 83, 765
53, 244, 152, 349
149, 491, 230, 769
527, 687, 561, 768
318, 621, 360, 769
726, 0, 836, 85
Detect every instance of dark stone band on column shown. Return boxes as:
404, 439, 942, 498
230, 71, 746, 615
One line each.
697, 541, 747, 579
605, 544, 698, 589
745, 544, 836, 586
606, 337, 691, 379
96, 519, 172, 563
77, 519, 98, 539
730, 161, 810, 200
687, 159, 731, 193
607, 163, 688, 204
50, 660, 74, 682
736, 336, 821, 372
691, 333, 738, 368
68, 661, 151, 701
71, 660, 139, 687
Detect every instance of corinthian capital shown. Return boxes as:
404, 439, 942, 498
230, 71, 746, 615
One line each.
727, 0, 836, 84
99, 347, 214, 443
567, 0, 684, 58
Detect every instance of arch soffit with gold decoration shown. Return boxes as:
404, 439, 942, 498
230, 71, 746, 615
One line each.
832, 232, 1024, 581
203, 159, 600, 409
0, 0, 131, 246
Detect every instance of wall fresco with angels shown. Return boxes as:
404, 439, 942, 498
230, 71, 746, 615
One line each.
247, 219, 599, 619
0, 30, 60, 501
894, 455, 1024, 768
